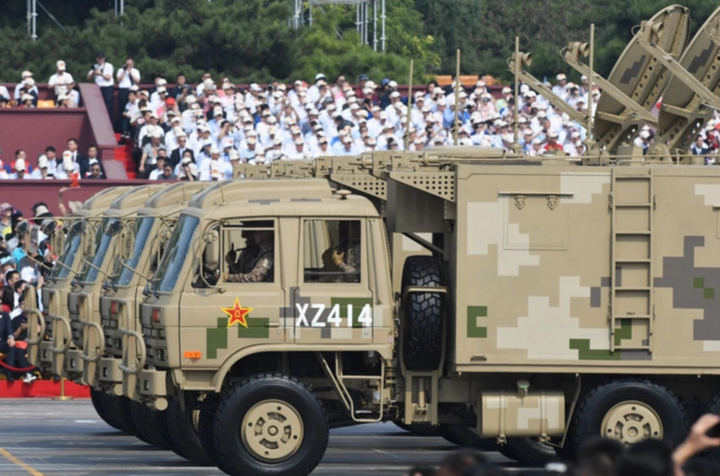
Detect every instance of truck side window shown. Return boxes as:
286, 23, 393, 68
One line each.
222, 220, 275, 284
303, 220, 361, 284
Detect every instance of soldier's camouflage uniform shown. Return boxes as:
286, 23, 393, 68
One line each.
226, 245, 274, 283
228, 245, 260, 275
336, 243, 360, 282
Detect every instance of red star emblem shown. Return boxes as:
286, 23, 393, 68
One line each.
223, 298, 253, 328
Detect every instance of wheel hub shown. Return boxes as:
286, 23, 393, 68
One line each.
600, 401, 663, 445
242, 400, 303, 462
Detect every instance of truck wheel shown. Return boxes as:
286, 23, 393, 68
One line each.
437, 424, 497, 450
90, 388, 111, 428
130, 400, 174, 450
167, 396, 213, 465
572, 379, 687, 453
98, 392, 136, 435
213, 374, 329, 476
401, 256, 444, 371
394, 421, 439, 437
198, 409, 233, 474
498, 438, 556, 465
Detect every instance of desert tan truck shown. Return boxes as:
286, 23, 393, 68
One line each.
25, 187, 130, 377
64, 185, 166, 389
115, 148, 720, 476
93, 182, 211, 455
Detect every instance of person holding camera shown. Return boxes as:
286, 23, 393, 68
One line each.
116, 57, 140, 112
87, 52, 114, 120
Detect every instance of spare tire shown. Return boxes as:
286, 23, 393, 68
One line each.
401, 256, 444, 371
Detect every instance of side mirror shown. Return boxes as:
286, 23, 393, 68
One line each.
16, 221, 29, 236
106, 219, 123, 237
120, 229, 135, 261
203, 229, 220, 269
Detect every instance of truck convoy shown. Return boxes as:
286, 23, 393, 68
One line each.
21, 4, 720, 476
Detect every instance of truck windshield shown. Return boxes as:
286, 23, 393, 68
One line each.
81, 218, 114, 284
154, 215, 199, 293
53, 221, 83, 279
115, 217, 155, 286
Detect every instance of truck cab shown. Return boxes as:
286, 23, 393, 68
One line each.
65, 185, 165, 385
123, 179, 394, 413
94, 182, 209, 398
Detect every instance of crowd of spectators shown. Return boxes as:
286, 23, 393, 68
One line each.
403, 414, 720, 476
0, 141, 106, 181
0, 201, 55, 384
3, 51, 720, 179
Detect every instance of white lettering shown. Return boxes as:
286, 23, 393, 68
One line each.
327, 305, 342, 327
296, 303, 310, 326
358, 305, 373, 327
311, 303, 326, 327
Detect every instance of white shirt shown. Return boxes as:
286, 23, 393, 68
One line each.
0, 85, 8, 100
116, 67, 141, 88
48, 72, 75, 96
88, 62, 114, 87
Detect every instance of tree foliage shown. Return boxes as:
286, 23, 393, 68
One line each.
0, 1, 717, 84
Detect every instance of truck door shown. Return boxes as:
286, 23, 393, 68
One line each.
293, 218, 374, 345
179, 218, 286, 368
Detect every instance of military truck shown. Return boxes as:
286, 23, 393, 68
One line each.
110, 139, 720, 475
95, 181, 211, 458
25, 187, 130, 376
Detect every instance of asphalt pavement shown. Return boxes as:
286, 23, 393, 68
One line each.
0, 399, 529, 476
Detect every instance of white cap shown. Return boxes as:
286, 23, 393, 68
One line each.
157, 78, 168, 86
388, 80, 398, 89
181, 156, 192, 165
315, 73, 326, 81
186, 95, 197, 105
210, 145, 220, 155
21, 70, 33, 79
390, 91, 401, 99
363, 87, 374, 95
213, 106, 224, 117
557, 73, 567, 81
56, 60, 66, 71
342, 136, 352, 144
532, 138, 542, 145
157, 86, 167, 93
250, 83, 263, 92
203, 78, 215, 88
548, 131, 559, 138
570, 131, 581, 139
228, 149, 240, 161
37, 155, 48, 168
639, 130, 650, 139
294, 138, 304, 146
14, 158, 26, 171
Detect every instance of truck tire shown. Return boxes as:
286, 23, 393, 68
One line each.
572, 379, 687, 453
401, 256, 444, 371
394, 421, 439, 437
198, 409, 233, 474
213, 374, 329, 476
166, 396, 213, 465
97, 392, 136, 435
437, 424, 497, 450
498, 438, 557, 465
130, 400, 174, 450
